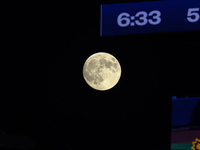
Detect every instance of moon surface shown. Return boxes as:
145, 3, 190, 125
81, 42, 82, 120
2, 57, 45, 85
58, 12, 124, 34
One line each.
83, 52, 121, 91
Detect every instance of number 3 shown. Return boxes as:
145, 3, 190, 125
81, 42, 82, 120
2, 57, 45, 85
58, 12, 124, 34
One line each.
148, 10, 161, 25
135, 11, 148, 26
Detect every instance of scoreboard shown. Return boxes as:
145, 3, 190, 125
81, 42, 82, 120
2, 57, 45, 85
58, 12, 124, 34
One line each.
100, 0, 200, 36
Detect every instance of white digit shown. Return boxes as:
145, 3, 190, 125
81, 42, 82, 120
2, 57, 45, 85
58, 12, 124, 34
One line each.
187, 8, 199, 23
135, 11, 148, 26
148, 10, 161, 25
117, 12, 130, 27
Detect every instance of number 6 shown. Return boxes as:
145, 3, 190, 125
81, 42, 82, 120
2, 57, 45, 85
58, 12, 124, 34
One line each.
117, 13, 130, 27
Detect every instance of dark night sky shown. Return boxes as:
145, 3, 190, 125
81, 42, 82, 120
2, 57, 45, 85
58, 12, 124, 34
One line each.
1, 1, 200, 150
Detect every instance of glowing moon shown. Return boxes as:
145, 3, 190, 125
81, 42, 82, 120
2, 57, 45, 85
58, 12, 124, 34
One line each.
83, 52, 121, 91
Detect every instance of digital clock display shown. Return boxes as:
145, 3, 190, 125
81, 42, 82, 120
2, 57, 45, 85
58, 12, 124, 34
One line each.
117, 10, 161, 27
100, 0, 200, 36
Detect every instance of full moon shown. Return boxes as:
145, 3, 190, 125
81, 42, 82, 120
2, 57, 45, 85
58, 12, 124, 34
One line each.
83, 52, 121, 91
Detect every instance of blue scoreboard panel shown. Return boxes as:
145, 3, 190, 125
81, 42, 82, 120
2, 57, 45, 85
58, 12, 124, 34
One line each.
100, 0, 200, 36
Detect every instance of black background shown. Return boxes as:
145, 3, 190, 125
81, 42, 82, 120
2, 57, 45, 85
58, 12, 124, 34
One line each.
1, 1, 200, 150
